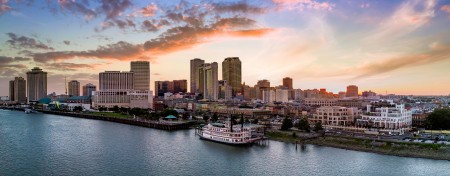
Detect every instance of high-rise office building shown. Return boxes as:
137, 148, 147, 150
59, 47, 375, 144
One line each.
173, 80, 187, 93
27, 67, 47, 102
190, 58, 204, 93
282, 77, 293, 90
82, 83, 96, 96
346, 85, 359, 97
9, 80, 14, 102
14, 77, 27, 103
155, 81, 170, 97
130, 61, 150, 90
257, 79, 270, 88
9, 77, 26, 103
68, 80, 80, 96
222, 57, 241, 95
198, 62, 218, 100
99, 71, 134, 90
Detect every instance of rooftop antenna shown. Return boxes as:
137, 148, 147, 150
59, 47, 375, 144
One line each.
65, 76, 67, 95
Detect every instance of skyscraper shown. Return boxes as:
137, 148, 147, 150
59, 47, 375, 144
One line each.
346, 85, 359, 97
9, 77, 26, 103
190, 58, 204, 93
222, 57, 241, 96
9, 80, 14, 102
173, 80, 187, 93
198, 62, 218, 100
82, 83, 96, 96
283, 77, 293, 90
99, 71, 134, 90
27, 67, 47, 102
130, 61, 150, 90
14, 77, 27, 103
68, 80, 80, 96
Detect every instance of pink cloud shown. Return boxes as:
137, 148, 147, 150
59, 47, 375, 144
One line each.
272, 0, 334, 11
141, 3, 158, 17
441, 5, 450, 18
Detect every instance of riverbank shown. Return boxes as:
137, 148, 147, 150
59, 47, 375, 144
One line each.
266, 131, 450, 161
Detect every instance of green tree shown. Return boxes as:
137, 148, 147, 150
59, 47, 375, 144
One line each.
203, 115, 210, 122
427, 109, 450, 130
161, 109, 179, 117
253, 119, 258, 124
73, 106, 83, 112
111, 105, 119, 113
314, 121, 323, 132
281, 117, 293, 130
297, 117, 310, 132
211, 112, 218, 122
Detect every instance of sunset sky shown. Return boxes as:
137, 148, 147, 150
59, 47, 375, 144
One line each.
1, 0, 450, 96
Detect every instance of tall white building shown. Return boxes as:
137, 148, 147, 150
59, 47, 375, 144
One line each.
99, 71, 134, 90
262, 89, 275, 103
130, 61, 150, 90
190, 58, 204, 93
357, 103, 412, 134
198, 62, 218, 101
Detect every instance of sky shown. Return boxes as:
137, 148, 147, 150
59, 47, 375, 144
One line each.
1, 0, 450, 96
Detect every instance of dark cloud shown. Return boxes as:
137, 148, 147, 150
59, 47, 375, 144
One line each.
42, 62, 96, 71
99, 0, 132, 20
6, 33, 54, 50
63, 40, 71, 45
142, 20, 158, 32
54, 0, 97, 20
31, 41, 143, 63
0, 56, 30, 78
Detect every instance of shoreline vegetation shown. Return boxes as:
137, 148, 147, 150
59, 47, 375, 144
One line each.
266, 131, 450, 161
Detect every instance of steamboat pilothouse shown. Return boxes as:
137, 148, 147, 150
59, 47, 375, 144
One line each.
195, 116, 266, 145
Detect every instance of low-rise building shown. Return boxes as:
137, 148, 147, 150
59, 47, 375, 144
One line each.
357, 104, 412, 134
310, 106, 360, 126
303, 98, 337, 107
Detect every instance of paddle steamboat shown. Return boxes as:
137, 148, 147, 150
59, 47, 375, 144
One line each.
195, 119, 266, 145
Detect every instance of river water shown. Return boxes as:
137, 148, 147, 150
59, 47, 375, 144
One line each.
0, 110, 449, 176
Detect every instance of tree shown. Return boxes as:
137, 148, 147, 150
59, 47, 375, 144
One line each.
426, 109, 450, 130
73, 106, 83, 112
314, 121, 323, 132
161, 109, 179, 117
211, 112, 218, 122
203, 115, 210, 122
296, 117, 310, 132
253, 119, 258, 124
111, 105, 119, 113
281, 117, 293, 130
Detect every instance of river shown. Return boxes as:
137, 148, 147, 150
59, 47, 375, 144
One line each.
0, 110, 449, 176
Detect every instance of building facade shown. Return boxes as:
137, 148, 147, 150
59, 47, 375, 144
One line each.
130, 61, 150, 90
222, 57, 241, 95
26, 67, 47, 102
346, 85, 358, 97
198, 62, 218, 101
82, 83, 96, 96
311, 106, 360, 126
190, 58, 204, 93
275, 89, 289, 103
68, 80, 80, 96
218, 80, 232, 100
303, 98, 337, 107
282, 77, 293, 90
357, 104, 412, 133
99, 71, 134, 90
9, 77, 26, 103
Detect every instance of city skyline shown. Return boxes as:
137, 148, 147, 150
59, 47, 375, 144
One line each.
1, 0, 450, 96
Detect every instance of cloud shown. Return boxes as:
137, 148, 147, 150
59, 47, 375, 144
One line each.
441, 5, 450, 18
0, 56, 30, 77
0, 0, 11, 15
42, 62, 96, 71
55, 0, 97, 20
141, 3, 157, 17
30, 41, 144, 63
272, 0, 334, 11
353, 43, 450, 79
6, 33, 54, 50
63, 40, 70, 45
99, 0, 132, 20
367, 0, 436, 41
208, 1, 267, 14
